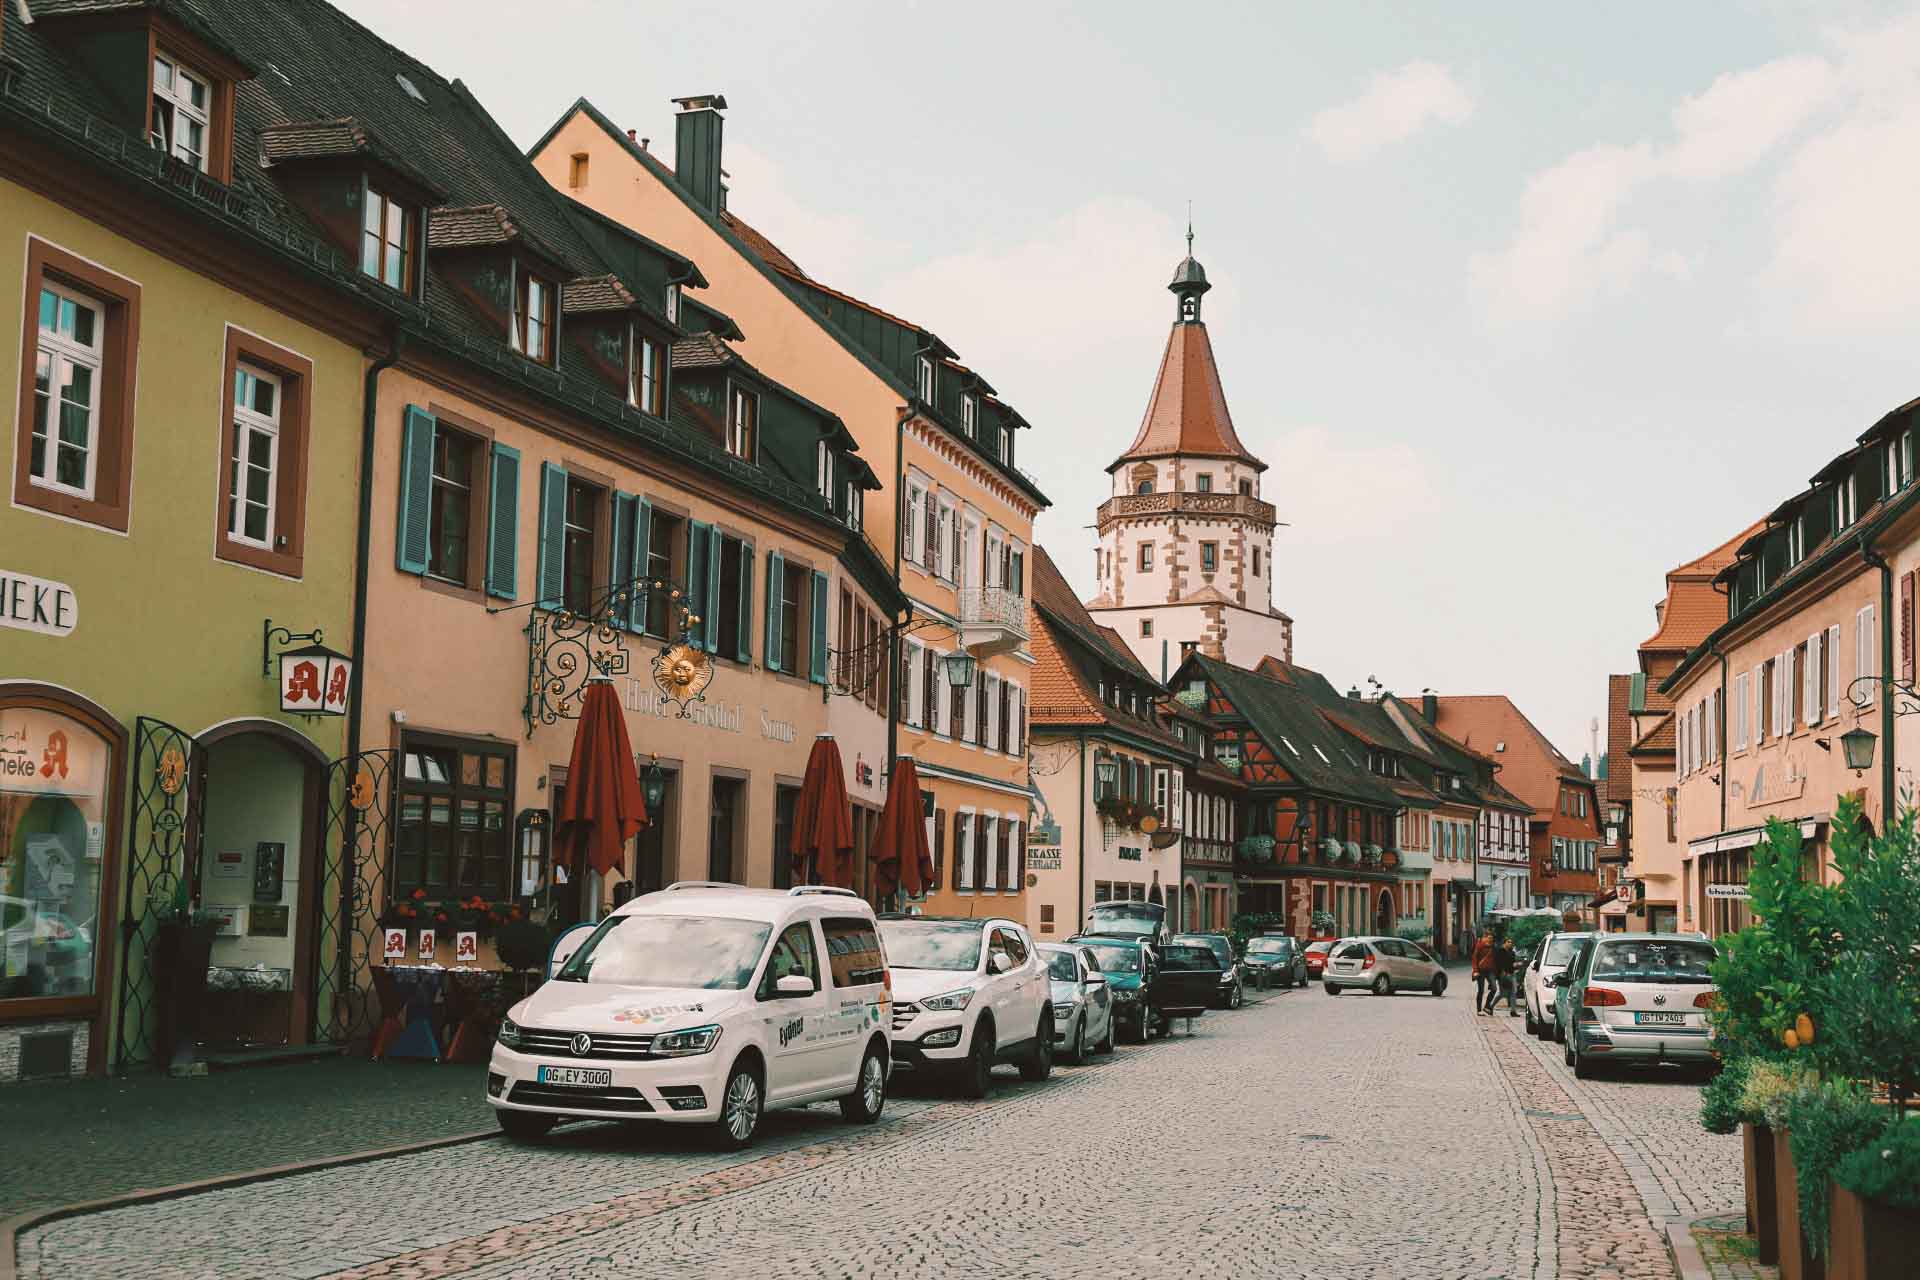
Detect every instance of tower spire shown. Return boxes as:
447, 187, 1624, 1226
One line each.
1186, 201, 1193, 257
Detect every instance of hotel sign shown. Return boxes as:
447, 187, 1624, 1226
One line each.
0, 569, 76, 637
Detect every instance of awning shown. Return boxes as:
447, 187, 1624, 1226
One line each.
1687, 816, 1825, 856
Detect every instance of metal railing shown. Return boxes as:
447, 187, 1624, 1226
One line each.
1096, 491, 1278, 528
958, 586, 1029, 637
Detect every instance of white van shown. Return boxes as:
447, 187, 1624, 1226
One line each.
488, 884, 892, 1149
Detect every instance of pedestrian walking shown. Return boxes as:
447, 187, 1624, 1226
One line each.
1494, 936, 1520, 1016
1471, 928, 1497, 1014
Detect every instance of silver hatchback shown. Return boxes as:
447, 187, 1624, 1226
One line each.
1322, 937, 1448, 996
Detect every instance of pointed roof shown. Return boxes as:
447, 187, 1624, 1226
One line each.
1109, 307, 1265, 473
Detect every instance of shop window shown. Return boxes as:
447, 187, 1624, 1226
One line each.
216, 329, 312, 578
394, 734, 514, 899
361, 185, 417, 294
0, 704, 115, 1006
709, 776, 744, 882
15, 240, 140, 532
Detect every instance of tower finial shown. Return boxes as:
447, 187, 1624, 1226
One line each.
1186, 201, 1193, 256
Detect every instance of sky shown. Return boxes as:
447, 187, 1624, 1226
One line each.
340, 0, 1920, 763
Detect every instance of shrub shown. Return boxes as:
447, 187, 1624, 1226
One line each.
1785, 1079, 1892, 1259
1820, 801, 1920, 1111
494, 919, 554, 973
1700, 1056, 1753, 1135
1504, 914, 1558, 959
1394, 921, 1433, 943
1742, 1057, 1814, 1129
1834, 1115, 1920, 1210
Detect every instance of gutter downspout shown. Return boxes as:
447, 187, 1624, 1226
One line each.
886, 406, 907, 802
1077, 730, 1088, 934
1861, 538, 1897, 824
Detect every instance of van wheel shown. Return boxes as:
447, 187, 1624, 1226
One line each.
1020, 1015, 1054, 1081
1372, 975, 1392, 997
1430, 974, 1447, 997
496, 1110, 555, 1143
1573, 1047, 1597, 1080
715, 1060, 762, 1149
958, 1025, 995, 1099
839, 1046, 887, 1124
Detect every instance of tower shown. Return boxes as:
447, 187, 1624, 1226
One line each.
1085, 236, 1291, 677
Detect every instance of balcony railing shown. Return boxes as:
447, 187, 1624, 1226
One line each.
1187, 837, 1233, 864
957, 587, 1029, 656
1096, 491, 1278, 529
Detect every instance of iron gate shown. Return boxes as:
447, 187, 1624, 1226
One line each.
310, 749, 395, 1048
113, 717, 199, 1073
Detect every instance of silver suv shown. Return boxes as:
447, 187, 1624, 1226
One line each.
1557, 933, 1717, 1078
1322, 937, 1448, 997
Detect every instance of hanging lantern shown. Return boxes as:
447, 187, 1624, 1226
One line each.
1840, 724, 1877, 772
640, 757, 668, 811
943, 652, 977, 688
279, 642, 353, 716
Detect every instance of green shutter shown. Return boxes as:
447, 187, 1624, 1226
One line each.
395, 405, 436, 574
765, 549, 784, 671
535, 463, 567, 609
687, 520, 711, 648
484, 444, 519, 599
705, 525, 723, 655
737, 540, 754, 664
611, 493, 636, 627
631, 498, 652, 632
810, 570, 829, 684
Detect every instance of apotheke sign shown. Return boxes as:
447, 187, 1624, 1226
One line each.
0, 569, 76, 637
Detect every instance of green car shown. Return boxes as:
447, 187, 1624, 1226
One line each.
1069, 934, 1156, 1043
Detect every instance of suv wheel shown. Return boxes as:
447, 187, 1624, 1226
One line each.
496, 1110, 555, 1143
715, 1061, 762, 1150
839, 1046, 887, 1124
958, 1024, 995, 1099
1020, 1014, 1054, 1081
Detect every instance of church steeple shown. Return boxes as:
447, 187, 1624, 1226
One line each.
1170, 220, 1211, 324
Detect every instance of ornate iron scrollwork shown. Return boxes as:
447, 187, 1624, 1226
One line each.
524, 609, 631, 736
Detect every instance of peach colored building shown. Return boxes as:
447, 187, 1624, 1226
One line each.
1664, 399, 1920, 934
529, 97, 1047, 920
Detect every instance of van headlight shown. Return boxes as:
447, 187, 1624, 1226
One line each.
1112, 987, 1138, 1002
920, 988, 975, 1012
497, 1017, 524, 1050
653, 1025, 723, 1057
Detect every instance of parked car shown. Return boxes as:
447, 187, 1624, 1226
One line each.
1551, 933, 1718, 1079
1150, 942, 1223, 1035
1039, 942, 1113, 1063
1171, 932, 1243, 1008
1322, 937, 1447, 996
1083, 899, 1168, 943
1302, 939, 1341, 980
1243, 934, 1308, 988
490, 884, 893, 1149
1548, 935, 1599, 1044
882, 913, 1053, 1096
1069, 935, 1155, 1043
1523, 931, 1594, 1040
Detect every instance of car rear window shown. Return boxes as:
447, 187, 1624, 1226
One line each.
821, 917, 886, 987
1335, 942, 1370, 960
1544, 937, 1585, 967
1591, 939, 1715, 982
1174, 935, 1233, 965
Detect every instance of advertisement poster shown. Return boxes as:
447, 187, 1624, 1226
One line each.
383, 928, 407, 960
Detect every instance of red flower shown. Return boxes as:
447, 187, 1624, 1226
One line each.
435, 911, 449, 924
508, 907, 522, 921
411, 888, 427, 901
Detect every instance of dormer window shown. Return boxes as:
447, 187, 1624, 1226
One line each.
998, 430, 1009, 465
845, 482, 863, 532
1788, 515, 1806, 564
511, 271, 554, 363
917, 357, 935, 404
628, 328, 664, 415
1892, 432, 1915, 491
816, 439, 836, 499
961, 394, 977, 436
150, 54, 211, 171
727, 386, 758, 461
665, 285, 681, 324
360, 185, 417, 292
1835, 475, 1858, 529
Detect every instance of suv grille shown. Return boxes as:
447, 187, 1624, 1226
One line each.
507, 1082, 653, 1112
516, 1028, 657, 1060
891, 1002, 919, 1034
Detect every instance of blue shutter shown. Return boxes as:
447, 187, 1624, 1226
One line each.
395, 405, 435, 574
764, 549, 784, 671
484, 443, 519, 599
631, 498, 652, 632
810, 570, 829, 684
535, 462, 567, 609
705, 525, 723, 655
736, 540, 754, 664
610, 493, 636, 627
687, 520, 711, 648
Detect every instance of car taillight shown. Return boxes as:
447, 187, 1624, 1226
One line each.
1583, 987, 1626, 1008
1693, 991, 1717, 1009
1361, 954, 1375, 970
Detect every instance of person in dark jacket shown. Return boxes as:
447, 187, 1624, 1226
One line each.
1493, 937, 1521, 1015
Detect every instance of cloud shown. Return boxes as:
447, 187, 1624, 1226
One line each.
1663, 55, 1835, 180
1307, 60, 1474, 163
1262, 426, 1438, 540
720, 140, 894, 286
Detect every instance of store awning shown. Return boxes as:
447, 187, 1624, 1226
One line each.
1687, 816, 1825, 856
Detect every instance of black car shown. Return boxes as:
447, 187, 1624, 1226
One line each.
1243, 934, 1309, 988
1172, 932, 1243, 1009
1148, 944, 1222, 1035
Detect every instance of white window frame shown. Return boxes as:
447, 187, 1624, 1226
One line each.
904, 483, 924, 565
627, 327, 661, 413
961, 393, 976, 436
1826, 624, 1841, 722
29, 280, 105, 500
665, 284, 681, 324
917, 356, 935, 403
1733, 672, 1750, 751
151, 53, 211, 172
1001, 810, 1023, 894
985, 672, 1001, 751
816, 439, 835, 499
1837, 475, 1859, 529
227, 361, 283, 549
726, 385, 757, 461
1804, 632, 1822, 726
997, 429, 1008, 464
979, 814, 999, 891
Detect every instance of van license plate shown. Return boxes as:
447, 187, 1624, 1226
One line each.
537, 1066, 612, 1087
1634, 1012, 1685, 1026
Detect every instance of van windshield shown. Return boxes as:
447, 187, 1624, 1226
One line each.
1591, 939, 1716, 983
1079, 942, 1141, 972
557, 914, 771, 989
879, 920, 982, 972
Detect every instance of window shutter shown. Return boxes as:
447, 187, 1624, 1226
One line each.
925, 497, 937, 570
764, 549, 784, 671
687, 520, 711, 646
705, 526, 723, 655
953, 811, 969, 890
925, 649, 940, 733
611, 493, 636, 627
629, 498, 652, 631
736, 540, 754, 664
996, 818, 1011, 890
1014, 820, 1026, 889
810, 570, 829, 684
933, 806, 946, 885
1906, 573, 1918, 684
395, 405, 436, 574
1827, 623, 1841, 719
534, 461, 567, 609
1803, 635, 1818, 725
1011, 550, 1024, 596
485, 443, 519, 599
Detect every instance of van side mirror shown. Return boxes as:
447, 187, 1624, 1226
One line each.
774, 973, 816, 997
547, 922, 596, 979
1086, 973, 1107, 988
989, 952, 1014, 975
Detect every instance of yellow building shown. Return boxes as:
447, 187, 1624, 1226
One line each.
531, 96, 1049, 915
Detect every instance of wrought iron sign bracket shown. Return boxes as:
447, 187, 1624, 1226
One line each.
262, 619, 322, 677
1847, 674, 1920, 718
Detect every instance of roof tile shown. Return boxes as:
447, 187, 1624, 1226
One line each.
1111, 319, 1264, 472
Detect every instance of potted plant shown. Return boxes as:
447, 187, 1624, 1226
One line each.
1362, 843, 1383, 868
1238, 834, 1275, 863
1829, 1116, 1920, 1280
1778, 1079, 1890, 1280
148, 893, 221, 1072
1318, 836, 1342, 866
1344, 840, 1363, 866
1309, 909, 1336, 940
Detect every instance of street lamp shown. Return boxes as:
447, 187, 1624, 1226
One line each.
1606, 802, 1626, 828
640, 756, 668, 811
942, 652, 977, 689
1094, 756, 1118, 799
1840, 724, 1877, 773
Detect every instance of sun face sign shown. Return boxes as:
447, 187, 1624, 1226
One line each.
651, 643, 714, 714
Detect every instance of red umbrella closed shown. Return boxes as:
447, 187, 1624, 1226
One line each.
555, 678, 648, 878
790, 734, 854, 887
872, 755, 934, 899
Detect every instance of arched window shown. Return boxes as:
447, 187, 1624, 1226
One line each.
1135, 479, 1155, 495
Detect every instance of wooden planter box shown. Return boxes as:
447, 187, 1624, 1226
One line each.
1827, 1183, 1920, 1280
1774, 1127, 1826, 1280
1745, 1122, 1780, 1264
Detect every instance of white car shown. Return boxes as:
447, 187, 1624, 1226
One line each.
489, 884, 892, 1149
1039, 941, 1114, 1064
880, 914, 1053, 1096
1524, 931, 1594, 1041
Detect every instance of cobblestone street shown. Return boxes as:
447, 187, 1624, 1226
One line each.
17, 986, 1746, 1280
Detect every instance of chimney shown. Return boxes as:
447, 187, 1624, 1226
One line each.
627, 129, 636, 141
1346, 685, 1363, 701
671, 93, 728, 213
1420, 693, 1438, 722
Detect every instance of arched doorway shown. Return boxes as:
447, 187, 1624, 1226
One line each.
1374, 887, 1397, 934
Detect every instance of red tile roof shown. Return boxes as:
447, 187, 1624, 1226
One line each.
1641, 579, 1730, 653
1431, 695, 1582, 817
720, 211, 807, 278
1109, 319, 1265, 473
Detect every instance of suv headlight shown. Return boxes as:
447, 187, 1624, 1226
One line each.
1112, 987, 1138, 1002
652, 1024, 723, 1057
497, 1016, 524, 1050
1051, 1001, 1075, 1017
920, 988, 975, 1012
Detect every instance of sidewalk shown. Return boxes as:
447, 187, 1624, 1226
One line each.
1673, 1212, 1782, 1280
0, 1058, 490, 1220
